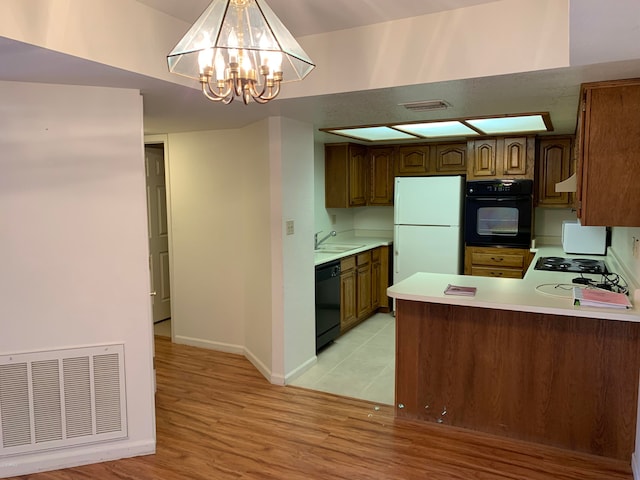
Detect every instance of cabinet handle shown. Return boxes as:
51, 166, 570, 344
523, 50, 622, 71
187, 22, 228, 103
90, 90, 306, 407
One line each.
491, 272, 503, 277
490, 257, 504, 262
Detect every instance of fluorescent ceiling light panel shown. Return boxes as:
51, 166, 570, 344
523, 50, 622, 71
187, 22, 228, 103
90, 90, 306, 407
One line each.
394, 121, 479, 138
466, 115, 547, 134
328, 127, 417, 141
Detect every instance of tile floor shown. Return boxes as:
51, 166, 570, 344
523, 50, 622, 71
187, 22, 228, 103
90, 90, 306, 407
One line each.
290, 312, 395, 405
153, 313, 396, 406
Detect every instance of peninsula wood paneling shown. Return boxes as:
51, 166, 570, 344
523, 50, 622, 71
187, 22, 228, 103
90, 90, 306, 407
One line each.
395, 300, 640, 461
7, 336, 633, 480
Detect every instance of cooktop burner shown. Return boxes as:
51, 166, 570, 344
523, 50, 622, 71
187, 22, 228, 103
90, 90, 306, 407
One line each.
534, 256, 609, 274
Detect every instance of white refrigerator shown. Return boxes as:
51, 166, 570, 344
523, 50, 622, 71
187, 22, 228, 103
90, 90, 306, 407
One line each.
393, 176, 464, 286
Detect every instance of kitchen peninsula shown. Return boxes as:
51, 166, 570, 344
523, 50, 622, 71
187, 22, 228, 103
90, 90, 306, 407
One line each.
388, 248, 640, 461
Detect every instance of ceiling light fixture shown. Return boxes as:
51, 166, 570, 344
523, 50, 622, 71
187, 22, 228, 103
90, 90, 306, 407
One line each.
320, 113, 553, 142
167, 0, 315, 105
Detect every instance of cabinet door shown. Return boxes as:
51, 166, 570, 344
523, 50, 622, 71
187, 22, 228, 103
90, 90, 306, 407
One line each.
356, 251, 372, 319
537, 137, 573, 207
396, 145, 430, 175
502, 137, 531, 176
325, 143, 367, 208
369, 147, 394, 206
435, 143, 467, 174
578, 80, 640, 226
340, 267, 357, 333
348, 146, 368, 207
371, 249, 381, 310
468, 139, 497, 178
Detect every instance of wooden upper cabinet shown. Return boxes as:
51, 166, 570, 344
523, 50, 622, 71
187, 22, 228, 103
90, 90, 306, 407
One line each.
468, 138, 497, 178
369, 147, 394, 205
468, 136, 534, 180
396, 143, 466, 176
395, 145, 430, 175
536, 137, 573, 208
348, 147, 368, 206
325, 143, 368, 208
577, 78, 640, 226
502, 137, 533, 176
435, 143, 467, 173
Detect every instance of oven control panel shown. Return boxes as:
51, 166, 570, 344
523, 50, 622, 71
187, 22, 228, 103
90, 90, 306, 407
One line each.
466, 179, 533, 196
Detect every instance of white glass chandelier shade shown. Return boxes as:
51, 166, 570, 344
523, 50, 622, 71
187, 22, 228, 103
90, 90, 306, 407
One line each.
167, 0, 315, 104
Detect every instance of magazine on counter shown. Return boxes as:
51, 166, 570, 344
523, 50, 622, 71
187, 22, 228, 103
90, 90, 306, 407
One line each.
444, 284, 477, 296
572, 287, 632, 309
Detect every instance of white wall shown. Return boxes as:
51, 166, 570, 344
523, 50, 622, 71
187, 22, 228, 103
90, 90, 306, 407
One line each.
0, 0, 571, 103
165, 129, 252, 353
570, 0, 640, 66
610, 227, 640, 288
287, 0, 569, 98
534, 207, 578, 245
0, 81, 155, 476
275, 118, 316, 381
165, 118, 315, 383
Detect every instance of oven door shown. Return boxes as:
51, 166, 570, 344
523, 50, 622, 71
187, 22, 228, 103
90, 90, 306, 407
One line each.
464, 195, 532, 248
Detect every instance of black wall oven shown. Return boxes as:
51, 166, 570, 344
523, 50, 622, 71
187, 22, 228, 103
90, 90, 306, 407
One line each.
464, 179, 533, 248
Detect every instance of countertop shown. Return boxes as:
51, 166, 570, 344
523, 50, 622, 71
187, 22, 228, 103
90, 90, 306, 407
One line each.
314, 235, 393, 266
387, 246, 640, 323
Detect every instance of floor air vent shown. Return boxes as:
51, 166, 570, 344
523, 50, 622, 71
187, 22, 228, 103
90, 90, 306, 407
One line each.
0, 344, 127, 456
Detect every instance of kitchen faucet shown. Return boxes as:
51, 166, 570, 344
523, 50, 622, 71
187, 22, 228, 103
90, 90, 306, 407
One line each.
314, 230, 336, 249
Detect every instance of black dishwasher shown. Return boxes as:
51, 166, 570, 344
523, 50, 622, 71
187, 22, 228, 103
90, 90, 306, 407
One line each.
315, 260, 341, 352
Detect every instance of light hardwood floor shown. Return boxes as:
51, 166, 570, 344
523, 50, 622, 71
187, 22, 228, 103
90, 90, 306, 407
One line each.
9, 336, 633, 479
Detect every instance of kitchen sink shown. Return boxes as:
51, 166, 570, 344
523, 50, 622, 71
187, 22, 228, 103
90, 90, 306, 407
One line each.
314, 243, 364, 254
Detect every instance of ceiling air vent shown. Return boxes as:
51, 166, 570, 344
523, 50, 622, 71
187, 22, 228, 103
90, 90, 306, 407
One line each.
400, 100, 451, 112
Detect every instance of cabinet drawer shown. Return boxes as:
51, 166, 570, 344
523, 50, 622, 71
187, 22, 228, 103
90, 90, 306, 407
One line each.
471, 266, 523, 279
471, 252, 525, 268
371, 247, 380, 262
341, 255, 356, 271
356, 251, 371, 265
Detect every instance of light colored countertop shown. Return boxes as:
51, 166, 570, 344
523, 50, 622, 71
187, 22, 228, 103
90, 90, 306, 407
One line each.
387, 246, 640, 323
314, 234, 393, 266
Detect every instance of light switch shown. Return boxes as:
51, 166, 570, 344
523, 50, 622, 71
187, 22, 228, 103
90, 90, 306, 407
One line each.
286, 220, 294, 235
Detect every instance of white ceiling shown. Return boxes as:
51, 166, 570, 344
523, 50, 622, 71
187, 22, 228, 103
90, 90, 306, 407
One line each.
134, 0, 502, 37
2, 1, 640, 142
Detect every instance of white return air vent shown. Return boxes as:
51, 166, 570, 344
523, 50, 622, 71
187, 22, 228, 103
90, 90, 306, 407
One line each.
0, 344, 127, 456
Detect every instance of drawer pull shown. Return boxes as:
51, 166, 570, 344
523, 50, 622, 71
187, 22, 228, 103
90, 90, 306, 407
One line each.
490, 257, 504, 262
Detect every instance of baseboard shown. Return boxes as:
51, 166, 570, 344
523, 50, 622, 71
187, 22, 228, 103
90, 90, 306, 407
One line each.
284, 355, 317, 384
173, 335, 244, 355
632, 452, 639, 480
243, 347, 281, 385
0, 439, 155, 478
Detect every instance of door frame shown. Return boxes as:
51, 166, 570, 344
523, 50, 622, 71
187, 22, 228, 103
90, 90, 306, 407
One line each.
145, 134, 174, 341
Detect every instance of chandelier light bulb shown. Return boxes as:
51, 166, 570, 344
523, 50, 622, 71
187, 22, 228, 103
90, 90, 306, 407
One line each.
167, 0, 315, 105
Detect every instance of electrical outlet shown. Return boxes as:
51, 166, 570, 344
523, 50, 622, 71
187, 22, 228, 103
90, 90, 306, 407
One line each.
330, 214, 337, 225
286, 220, 294, 235
633, 236, 639, 259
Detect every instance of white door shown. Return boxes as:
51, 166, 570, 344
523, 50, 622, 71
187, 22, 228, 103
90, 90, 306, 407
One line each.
394, 225, 462, 285
145, 145, 171, 323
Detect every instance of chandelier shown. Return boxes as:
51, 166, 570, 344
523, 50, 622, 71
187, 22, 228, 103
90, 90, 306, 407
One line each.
167, 0, 315, 105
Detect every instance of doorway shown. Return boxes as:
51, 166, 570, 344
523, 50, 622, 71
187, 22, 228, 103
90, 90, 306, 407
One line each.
145, 143, 171, 334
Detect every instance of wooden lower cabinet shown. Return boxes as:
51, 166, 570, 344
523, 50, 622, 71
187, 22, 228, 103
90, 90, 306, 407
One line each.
356, 251, 373, 318
339, 256, 358, 332
339, 246, 390, 334
464, 246, 533, 279
395, 300, 640, 460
